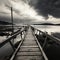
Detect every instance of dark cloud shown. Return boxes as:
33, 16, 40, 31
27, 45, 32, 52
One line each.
1, 0, 60, 24
29, 0, 60, 18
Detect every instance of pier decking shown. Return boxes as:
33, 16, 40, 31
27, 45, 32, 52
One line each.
1, 26, 60, 60
0, 26, 48, 60
15, 27, 43, 60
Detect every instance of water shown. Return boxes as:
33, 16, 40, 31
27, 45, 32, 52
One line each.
32, 25, 60, 35
0, 25, 60, 59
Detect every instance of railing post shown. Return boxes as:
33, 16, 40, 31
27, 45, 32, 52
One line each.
9, 41, 15, 51
20, 32, 22, 39
43, 32, 48, 49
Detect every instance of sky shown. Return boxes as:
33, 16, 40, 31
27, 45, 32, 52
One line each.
0, 0, 60, 24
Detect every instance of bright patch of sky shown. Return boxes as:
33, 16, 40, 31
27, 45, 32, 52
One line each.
0, 0, 60, 24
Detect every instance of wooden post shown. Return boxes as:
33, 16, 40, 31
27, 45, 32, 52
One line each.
9, 41, 15, 51
20, 32, 22, 40
43, 32, 48, 49
11, 7, 14, 43
11, 7, 14, 34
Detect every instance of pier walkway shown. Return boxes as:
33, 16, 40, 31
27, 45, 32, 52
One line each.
1, 26, 60, 60
15, 27, 43, 60
0, 26, 48, 60
10, 26, 48, 60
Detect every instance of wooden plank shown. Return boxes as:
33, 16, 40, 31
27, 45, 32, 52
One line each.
21, 46, 39, 48
22, 44, 37, 46
33, 29, 48, 60
14, 27, 43, 60
17, 52, 41, 56
19, 47, 40, 52
25, 39, 35, 41
25, 38, 34, 40
23, 42, 37, 45
0, 28, 25, 48
15, 56, 43, 60
23, 40, 36, 43
23, 41, 36, 44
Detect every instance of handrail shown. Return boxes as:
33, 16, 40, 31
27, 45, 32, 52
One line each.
0, 26, 27, 48
31, 26, 48, 60
10, 30, 27, 60
35, 36, 48, 60
36, 29, 60, 45
11, 28, 21, 35
31, 26, 60, 45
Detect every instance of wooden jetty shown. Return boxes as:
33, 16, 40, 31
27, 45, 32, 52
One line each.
1, 25, 60, 60
10, 26, 48, 60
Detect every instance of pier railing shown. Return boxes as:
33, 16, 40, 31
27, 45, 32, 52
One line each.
0, 26, 28, 51
10, 26, 28, 60
10, 26, 48, 60
31, 26, 48, 60
31, 26, 60, 47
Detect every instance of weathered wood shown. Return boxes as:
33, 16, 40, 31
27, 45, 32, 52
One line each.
9, 27, 27, 60
32, 27, 48, 60
15, 56, 43, 60
19, 47, 40, 52
14, 27, 44, 60
22, 43, 37, 46
33, 26, 60, 45
21, 46, 38, 48
0, 28, 26, 48
10, 26, 48, 60
23, 40, 36, 43
17, 51, 41, 56
9, 41, 15, 51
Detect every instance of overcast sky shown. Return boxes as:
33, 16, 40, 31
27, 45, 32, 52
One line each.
0, 0, 60, 24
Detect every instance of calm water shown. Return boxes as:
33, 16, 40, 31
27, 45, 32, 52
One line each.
32, 25, 60, 35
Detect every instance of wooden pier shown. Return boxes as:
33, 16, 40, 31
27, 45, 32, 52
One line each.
10, 26, 48, 60
1, 26, 60, 60
14, 27, 43, 60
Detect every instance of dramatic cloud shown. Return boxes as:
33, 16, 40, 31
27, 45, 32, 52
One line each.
29, 0, 60, 18
0, 0, 45, 24
0, 0, 60, 24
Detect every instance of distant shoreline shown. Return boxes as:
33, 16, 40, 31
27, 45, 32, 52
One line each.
33, 24, 60, 26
